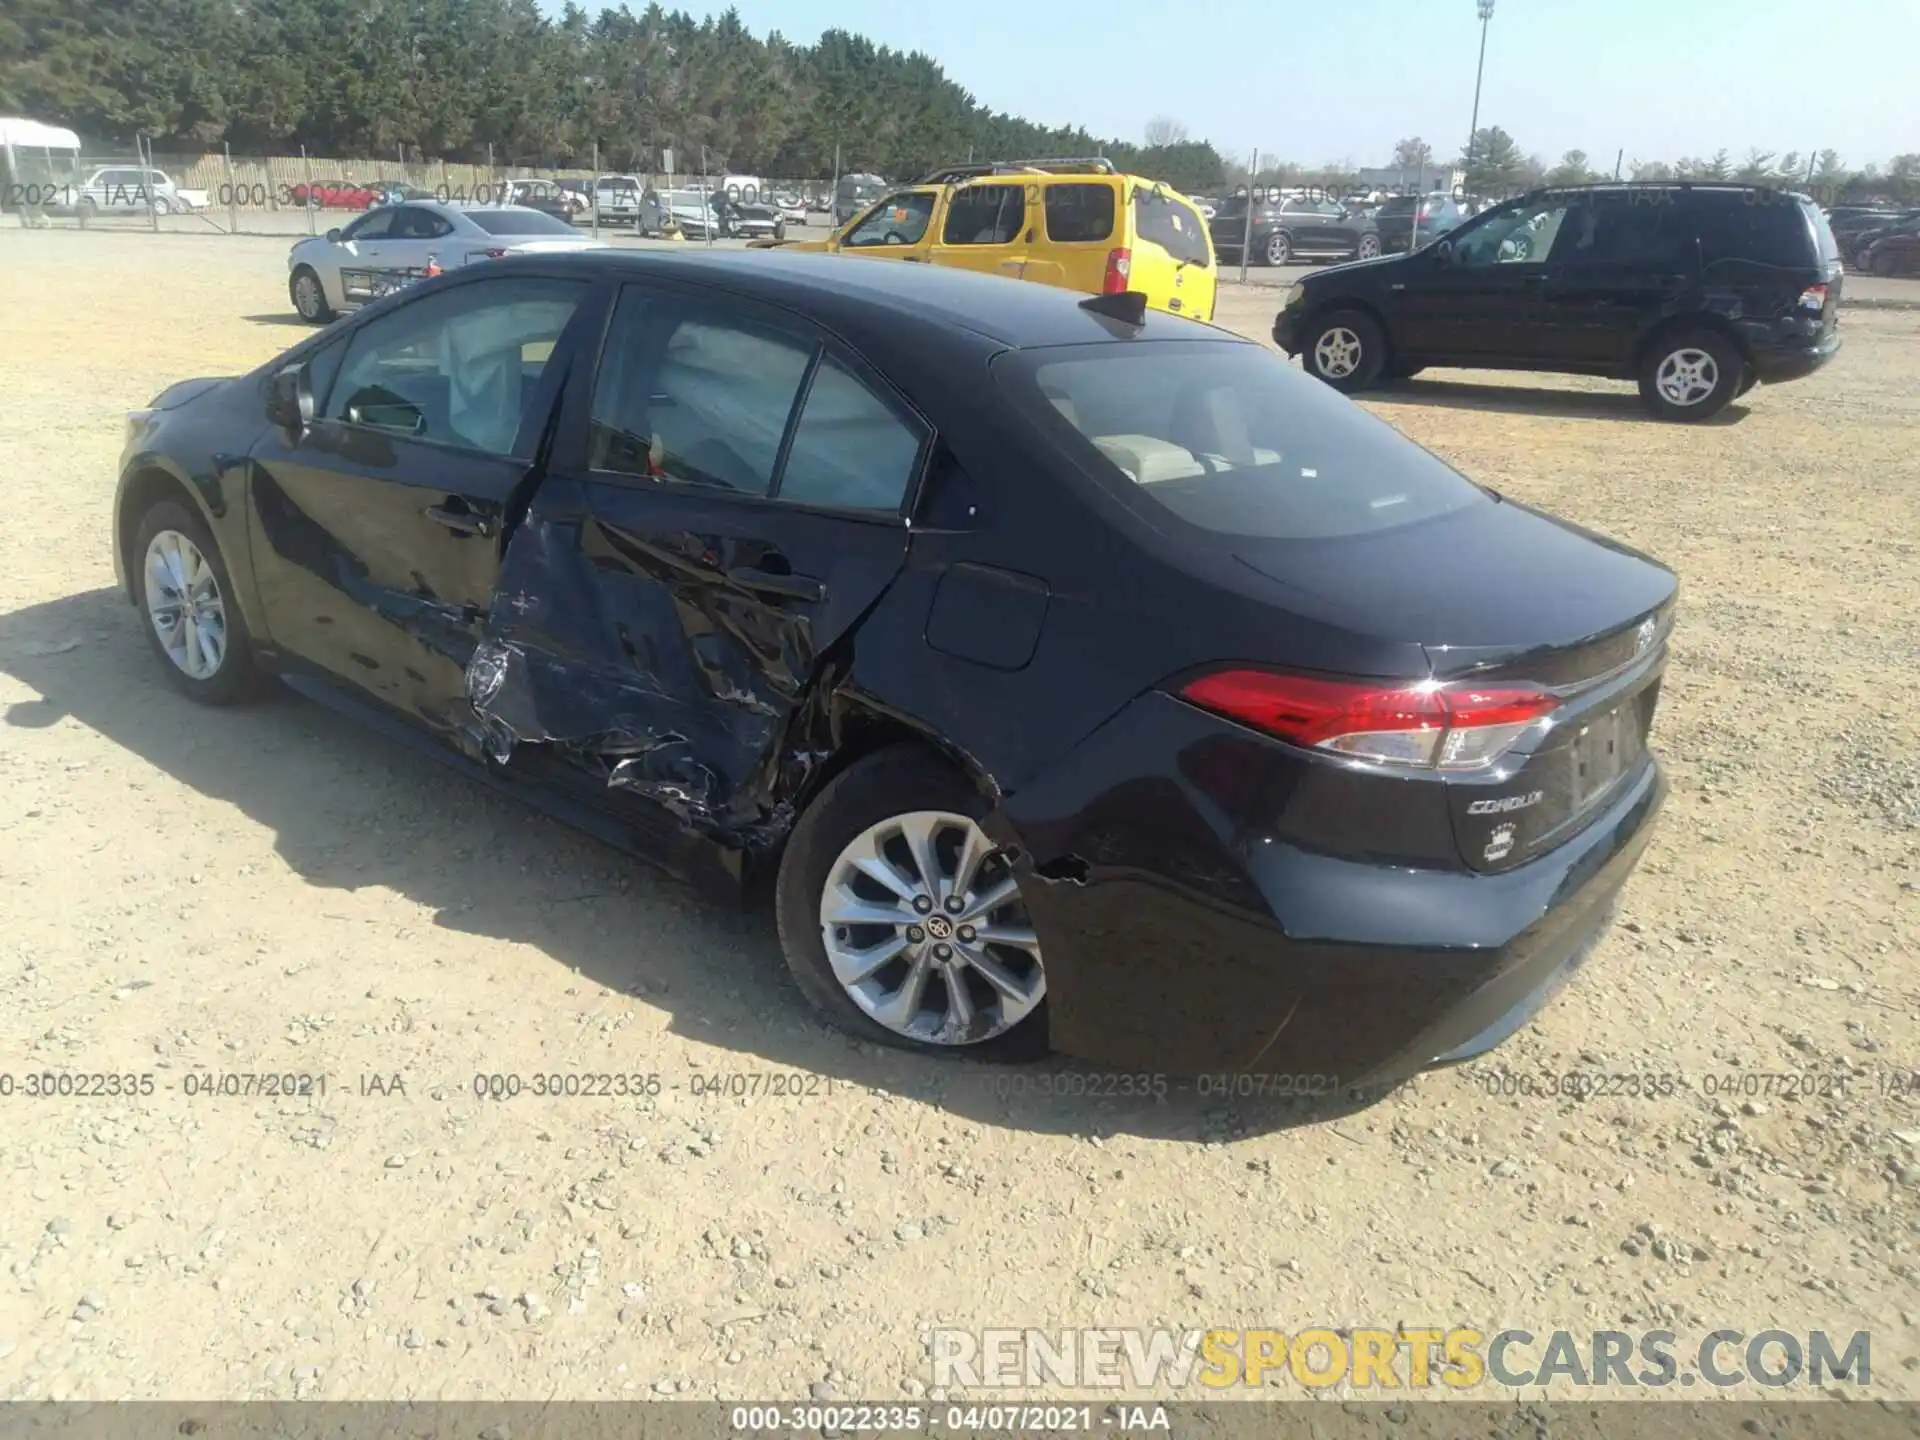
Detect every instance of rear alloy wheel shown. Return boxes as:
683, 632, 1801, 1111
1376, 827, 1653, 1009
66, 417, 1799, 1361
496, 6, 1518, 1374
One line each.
1639, 330, 1740, 421
133, 499, 261, 704
775, 747, 1048, 1059
1357, 233, 1381, 260
290, 266, 332, 323
1263, 230, 1292, 266
1302, 309, 1387, 393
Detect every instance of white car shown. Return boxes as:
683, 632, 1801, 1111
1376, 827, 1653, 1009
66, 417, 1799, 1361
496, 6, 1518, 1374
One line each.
286, 201, 605, 322
73, 165, 208, 216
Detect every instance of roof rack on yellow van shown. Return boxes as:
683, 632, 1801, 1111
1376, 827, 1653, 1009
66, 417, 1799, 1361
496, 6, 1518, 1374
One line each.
916, 157, 1117, 185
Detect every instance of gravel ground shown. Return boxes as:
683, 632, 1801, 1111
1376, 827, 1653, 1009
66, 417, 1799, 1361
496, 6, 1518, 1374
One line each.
0, 230, 1915, 1405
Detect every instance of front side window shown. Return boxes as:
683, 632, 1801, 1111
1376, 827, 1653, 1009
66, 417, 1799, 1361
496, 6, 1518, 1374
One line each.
388, 206, 452, 240
942, 184, 1027, 246
1451, 199, 1574, 265
325, 277, 586, 456
1007, 341, 1485, 541
842, 190, 937, 248
341, 210, 394, 242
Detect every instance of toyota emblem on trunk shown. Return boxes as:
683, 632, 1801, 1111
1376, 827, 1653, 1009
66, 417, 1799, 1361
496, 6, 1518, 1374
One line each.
1634, 617, 1657, 656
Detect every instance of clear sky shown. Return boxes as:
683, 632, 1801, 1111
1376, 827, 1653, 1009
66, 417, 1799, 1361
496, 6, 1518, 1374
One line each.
566, 0, 1916, 170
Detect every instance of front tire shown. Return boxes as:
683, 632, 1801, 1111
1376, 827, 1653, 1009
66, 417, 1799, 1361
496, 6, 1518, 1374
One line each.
290, 266, 332, 323
1639, 329, 1740, 421
132, 499, 262, 705
1263, 230, 1292, 266
1301, 309, 1387, 393
775, 746, 1049, 1061
1357, 233, 1381, 260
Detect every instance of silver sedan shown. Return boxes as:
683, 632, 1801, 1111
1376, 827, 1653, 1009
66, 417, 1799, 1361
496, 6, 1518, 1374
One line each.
286, 201, 606, 322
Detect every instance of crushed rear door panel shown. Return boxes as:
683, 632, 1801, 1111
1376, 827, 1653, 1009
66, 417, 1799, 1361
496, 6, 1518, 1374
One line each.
458, 474, 911, 850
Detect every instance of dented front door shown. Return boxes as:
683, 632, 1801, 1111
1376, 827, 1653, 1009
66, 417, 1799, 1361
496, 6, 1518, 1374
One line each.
461, 282, 928, 847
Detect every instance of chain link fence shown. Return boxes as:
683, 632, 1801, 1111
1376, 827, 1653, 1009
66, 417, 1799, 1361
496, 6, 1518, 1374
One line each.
2, 144, 836, 237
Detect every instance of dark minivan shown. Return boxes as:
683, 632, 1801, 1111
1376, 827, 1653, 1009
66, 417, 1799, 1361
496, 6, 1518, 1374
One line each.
1274, 183, 1844, 421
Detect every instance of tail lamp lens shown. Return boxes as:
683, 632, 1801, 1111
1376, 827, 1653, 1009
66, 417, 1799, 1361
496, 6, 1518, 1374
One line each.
1178, 670, 1558, 772
1103, 247, 1132, 293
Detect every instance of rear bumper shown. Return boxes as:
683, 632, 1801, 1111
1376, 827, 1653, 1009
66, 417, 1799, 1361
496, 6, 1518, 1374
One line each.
997, 692, 1666, 1087
1746, 326, 1841, 385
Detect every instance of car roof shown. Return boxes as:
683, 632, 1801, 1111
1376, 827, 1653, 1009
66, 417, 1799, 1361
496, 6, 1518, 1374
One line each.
491, 247, 1245, 350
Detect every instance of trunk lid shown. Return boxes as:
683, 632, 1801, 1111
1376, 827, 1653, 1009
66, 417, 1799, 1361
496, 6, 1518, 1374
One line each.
1232, 498, 1676, 872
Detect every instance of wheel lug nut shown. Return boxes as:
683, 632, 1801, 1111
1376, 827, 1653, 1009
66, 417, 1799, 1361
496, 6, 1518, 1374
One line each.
913, 896, 933, 914
906, 926, 925, 943
944, 896, 963, 913
933, 944, 952, 961
957, 925, 975, 942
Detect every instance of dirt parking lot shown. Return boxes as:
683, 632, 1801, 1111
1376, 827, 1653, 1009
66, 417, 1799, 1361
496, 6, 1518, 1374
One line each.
0, 229, 1915, 1405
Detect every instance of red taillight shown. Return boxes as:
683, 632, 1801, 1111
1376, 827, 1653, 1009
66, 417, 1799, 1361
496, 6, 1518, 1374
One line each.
1103, 247, 1132, 294
485, 247, 509, 259
1797, 283, 1828, 313
1178, 670, 1558, 772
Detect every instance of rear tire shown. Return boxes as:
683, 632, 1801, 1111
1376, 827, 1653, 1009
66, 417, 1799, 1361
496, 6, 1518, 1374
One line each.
775, 746, 1049, 1062
1638, 328, 1740, 421
131, 498, 263, 705
1301, 309, 1386, 393
1357, 233, 1382, 260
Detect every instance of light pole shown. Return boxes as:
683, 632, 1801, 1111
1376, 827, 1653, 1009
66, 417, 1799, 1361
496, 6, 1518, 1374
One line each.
1464, 0, 1495, 191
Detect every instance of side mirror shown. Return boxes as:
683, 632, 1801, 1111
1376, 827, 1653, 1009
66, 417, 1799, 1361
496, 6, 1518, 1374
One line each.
267, 363, 311, 431
325, 227, 342, 243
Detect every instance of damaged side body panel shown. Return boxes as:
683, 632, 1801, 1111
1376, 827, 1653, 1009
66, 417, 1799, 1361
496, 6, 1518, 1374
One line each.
455, 474, 912, 869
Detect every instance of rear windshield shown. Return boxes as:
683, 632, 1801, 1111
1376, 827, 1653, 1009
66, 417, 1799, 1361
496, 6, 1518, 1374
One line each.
1131, 189, 1211, 267
1803, 200, 1842, 265
469, 208, 577, 236
1004, 342, 1486, 541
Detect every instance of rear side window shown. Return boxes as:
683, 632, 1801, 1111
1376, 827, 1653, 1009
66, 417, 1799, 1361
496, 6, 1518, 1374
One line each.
778, 356, 928, 513
1802, 201, 1842, 265
468, 209, 577, 236
942, 184, 1026, 245
1563, 195, 1693, 266
1690, 194, 1820, 269
1043, 183, 1116, 243
1009, 342, 1485, 541
588, 293, 813, 493
1132, 189, 1210, 267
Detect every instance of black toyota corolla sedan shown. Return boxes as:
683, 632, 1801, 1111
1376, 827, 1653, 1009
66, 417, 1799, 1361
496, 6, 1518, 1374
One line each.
113, 249, 1673, 1088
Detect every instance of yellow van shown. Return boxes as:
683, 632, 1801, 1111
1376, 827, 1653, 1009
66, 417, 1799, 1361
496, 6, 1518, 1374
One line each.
754, 159, 1217, 322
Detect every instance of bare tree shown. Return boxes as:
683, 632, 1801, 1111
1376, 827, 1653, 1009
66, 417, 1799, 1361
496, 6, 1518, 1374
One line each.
1143, 115, 1188, 148
1392, 137, 1433, 171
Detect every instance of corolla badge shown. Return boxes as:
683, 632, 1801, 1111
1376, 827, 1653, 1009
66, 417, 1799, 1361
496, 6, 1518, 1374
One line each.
1484, 823, 1517, 863
1634, 617, 1658, 656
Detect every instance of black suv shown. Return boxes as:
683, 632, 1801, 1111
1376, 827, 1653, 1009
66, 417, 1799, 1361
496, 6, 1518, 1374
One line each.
1374, 193, 1468, 252
1210, 194, 1381, 266
1273, 183, 1844, 421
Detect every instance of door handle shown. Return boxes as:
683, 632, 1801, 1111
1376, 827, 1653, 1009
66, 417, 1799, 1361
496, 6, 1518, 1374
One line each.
727, 564, 825, 602
426, 501, 495, 537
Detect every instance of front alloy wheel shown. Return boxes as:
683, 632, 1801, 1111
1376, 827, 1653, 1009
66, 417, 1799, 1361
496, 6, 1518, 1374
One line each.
1357, 233, 1381, 260
143, 529, 227, 680
1264, 231, 1291, 266
820, 811, 1044, 1047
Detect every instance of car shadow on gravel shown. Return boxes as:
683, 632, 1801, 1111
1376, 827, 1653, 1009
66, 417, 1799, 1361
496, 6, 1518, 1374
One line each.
1366, 377, 1753, 425
0, 587, 1391, 1143
241, 313, 319, 328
